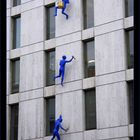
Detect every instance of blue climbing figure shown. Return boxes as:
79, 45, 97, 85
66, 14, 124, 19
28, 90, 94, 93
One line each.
54, 55, 75, 86
51, 115, 68, 140
54, 0, 70, 19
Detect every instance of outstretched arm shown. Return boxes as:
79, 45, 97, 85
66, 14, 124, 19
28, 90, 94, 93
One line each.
66, 56, 75, 63
60, 124, 67, 132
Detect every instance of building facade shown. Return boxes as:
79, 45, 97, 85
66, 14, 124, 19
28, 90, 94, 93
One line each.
6, 0, 134, 140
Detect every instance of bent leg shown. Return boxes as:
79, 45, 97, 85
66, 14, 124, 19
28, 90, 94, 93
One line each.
51, 133, 56, 140
54, 7, 58, 16
54, 69, 62, 79
61, 70, 65, 86
62, 4, 68, 19
56, 133, 60, 140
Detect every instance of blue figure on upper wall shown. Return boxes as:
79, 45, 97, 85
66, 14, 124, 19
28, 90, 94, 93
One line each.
54, 0, 70, 19
54, 55, 75, 86
51, 115, 68, 140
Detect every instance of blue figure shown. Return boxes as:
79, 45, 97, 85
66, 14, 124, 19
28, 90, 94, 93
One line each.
51, 115, 68, 140
54, 55, 75, 86
54, 0, 70, 19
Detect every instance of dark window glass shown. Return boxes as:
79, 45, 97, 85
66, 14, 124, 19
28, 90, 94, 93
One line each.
126, 30, 134, 69
46, 97, 55, 136
83, 0, 94, 29
128, 81, 134, 124
10, 104, 19, 140
46, 50, 55, 86
13, 0, 21, 6
84, 40, 95, 78
46, 5, 55, 40
13, 16, 21, 49
130, 137, 134, 140
11, 59, 20, 93
125, 0, 134, 17
85, 89, 96, 130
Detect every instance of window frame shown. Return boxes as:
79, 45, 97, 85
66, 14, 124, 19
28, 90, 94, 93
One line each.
13, 0, 21, 7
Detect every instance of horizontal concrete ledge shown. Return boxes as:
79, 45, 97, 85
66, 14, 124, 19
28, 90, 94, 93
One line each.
44, 0, 55, 6
83, 77, 95, 90
19, 88, 43, 102
82, 27, 94, 40
128, 124, 134, 137
124, 16, 134, 29
126, 69, 134, 81
44, 38, 56, 50
44, 85, 55, 97
11, 5, 21, 16
8, 93, 19, 104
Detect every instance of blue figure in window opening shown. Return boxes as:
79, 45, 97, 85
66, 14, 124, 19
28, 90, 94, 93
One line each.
54, 0, 70, 19
54, 55, 75, 86
51, 115, 68, 140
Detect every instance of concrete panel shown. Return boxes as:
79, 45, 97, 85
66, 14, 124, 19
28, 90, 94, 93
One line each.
11, 6, 21, 16
21, 0, 33, 4
56, 31, 81, 47
8, 93, 19, 104
126, 69, 134, 81
84, 130, 97, 140
20, 88, 43, 101
82, 28, 94, 41
44, 86, 55, 97
97, 126, 128, 140
55, 41, 83, 84
21, 0, 43, 12
83, 77, 95, 90
95, 19, 123, 36
124, 16, 134, 29
60, 132, 83, 140
7, 9, 11, 17
128, 124, 134, 137
95, 30, 126, 75
20, 51, 44, 92
43, 136, 52, 140
7, 105, 10, 140
21, 7, 44, 46
56, 90, 84, 133
18, 98, 44, 140
94, 0, 124, 26
108, 138, 129, 140
44, 38, 56, 50
7, 17, 11, 51
21, 42, 43, 56
10, 48, 21, 59
56, 0, 82, 37
7, 0, 11, 9
55, 80, 82, 94
7, 60, 10, 95
96, 71, 125, 86
96, 82, 129, 128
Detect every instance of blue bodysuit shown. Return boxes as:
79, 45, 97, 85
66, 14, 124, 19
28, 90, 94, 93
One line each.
54, 55, 74, 86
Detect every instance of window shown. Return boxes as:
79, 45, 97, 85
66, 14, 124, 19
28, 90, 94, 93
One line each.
13, 0, 21, 7
11, 59, 20, 93
13, 15, 21, 49
85, 89, 96, 130
46, 5, 55, 40
126, 30, 134, 69
46, 50, 55, 86
83, 0, 94, 29
10, 104, 19, 140
46, 97, 55, 136
125, 0, 134, 17
84, 40, 95, 78
128, 81, 134, 124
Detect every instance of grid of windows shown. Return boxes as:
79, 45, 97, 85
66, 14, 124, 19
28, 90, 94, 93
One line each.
13, 0, 21, 7
85, 89, 96, 130
46, 50, 55, 86
46, 97, 55, 136
84, 40, 95, 78
46, 5, 55, 40
10, 104, 19, 140
11, 59, 20, 94
126, 30, 134, 69
125, 0, 134, 17
128, 81, 134, 124
13, 15, 21, 49
83, 0, 94, 29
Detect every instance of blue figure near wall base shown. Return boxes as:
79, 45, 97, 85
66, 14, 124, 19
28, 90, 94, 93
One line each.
54, 55, 75, 86
54, 0, 70, 19
51, 115, 68, 140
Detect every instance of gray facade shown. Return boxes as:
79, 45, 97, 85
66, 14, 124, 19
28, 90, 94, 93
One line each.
7, 0, 134, 140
